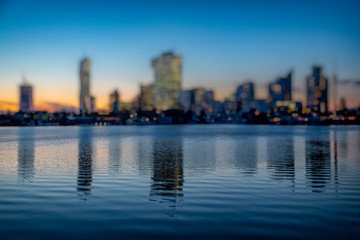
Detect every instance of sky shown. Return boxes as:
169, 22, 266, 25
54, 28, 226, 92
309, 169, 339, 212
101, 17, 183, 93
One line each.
0, 0, 360, 112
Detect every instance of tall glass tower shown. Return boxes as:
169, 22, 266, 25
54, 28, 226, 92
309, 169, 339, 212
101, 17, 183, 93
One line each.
79, 58, 91, 115
152, 52, 182, 110
306, 66, 328, 115
19, 81, 34, 113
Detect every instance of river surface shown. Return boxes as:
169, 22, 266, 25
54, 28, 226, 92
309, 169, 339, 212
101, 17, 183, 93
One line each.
0, 125, 359, 239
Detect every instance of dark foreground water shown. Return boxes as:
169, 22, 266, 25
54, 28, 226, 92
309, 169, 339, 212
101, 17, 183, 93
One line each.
0, 125, 359, 239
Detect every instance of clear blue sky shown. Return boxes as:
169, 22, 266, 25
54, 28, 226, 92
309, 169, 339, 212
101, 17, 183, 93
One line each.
1, 0, 359, 110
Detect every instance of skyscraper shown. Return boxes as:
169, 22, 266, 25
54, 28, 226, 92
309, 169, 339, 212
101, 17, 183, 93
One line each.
268, 71, 292, 105
90, 96, 96, 113
79, 58, 91, 115
139, 85, 153, 111
179, 90, 192, 112
109, 90, 120, 114
204, 90, 214, 104
306, 66, 328, 114
152, 52, 182, 110
19, 80, 34, 112
236, 82, 255, 103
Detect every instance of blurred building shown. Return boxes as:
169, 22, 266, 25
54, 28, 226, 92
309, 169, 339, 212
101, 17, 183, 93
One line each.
306, 66, 328, 114
193, 88, 205, 105
204, 90, 214, 103
192, 88, 207, 113
109, 90, 120, 114
19, 81, 34, 112
152, 52, 182, 110
90, 96, 96, 113
139, 84, 153, 111
242, 99, 269, 113
179, 90, 192, 112
268, 71, 292, 105
79, 58, 92, 115
339, 97, 347, 111
273, 100, 302, 114
179, 88, 214, 113
236, 82, 254, 103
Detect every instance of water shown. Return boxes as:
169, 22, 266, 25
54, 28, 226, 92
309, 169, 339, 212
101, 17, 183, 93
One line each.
0, 125, 359, 239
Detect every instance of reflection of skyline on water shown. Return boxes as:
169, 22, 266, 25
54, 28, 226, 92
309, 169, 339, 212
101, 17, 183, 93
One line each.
234, 137, 257, 174
305, 133, 331, 193
183, 138, 216, 172
108, 135, 121, 175
2, 125, 360, 240
17, 128, 35, 183
149, 139, 184, 211
137, 137, 154, 175
267, 137, 295, 182
77, 127, 94, 199
10, 126, 358, 198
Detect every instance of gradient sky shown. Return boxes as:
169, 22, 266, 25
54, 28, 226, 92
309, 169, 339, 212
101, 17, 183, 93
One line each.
1, 0, 360, 112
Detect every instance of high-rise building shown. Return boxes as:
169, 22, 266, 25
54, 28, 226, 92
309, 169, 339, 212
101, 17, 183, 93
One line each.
152, 52, 182, 110
79, 58, 92, 115
109, 90, 120, 114
179, 90, 193, 112
268, 72, 292, 105
19, 81, 34, 112
306, 66, 328, 114
179, 88, 215, 113
340, 97, 347, 112
90, 96, 96, 113
204, 90, 214, 103
193, 88, 205, 105
139, 85, 153, 111
236, 82, 254, 103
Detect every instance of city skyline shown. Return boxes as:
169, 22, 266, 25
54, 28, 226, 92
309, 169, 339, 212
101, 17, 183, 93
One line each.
1, 0, 360, 111
0, 54, 357, 113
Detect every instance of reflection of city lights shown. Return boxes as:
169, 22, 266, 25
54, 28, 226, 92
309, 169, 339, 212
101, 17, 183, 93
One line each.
320, 102, 326, 113
272, 117, 281, 122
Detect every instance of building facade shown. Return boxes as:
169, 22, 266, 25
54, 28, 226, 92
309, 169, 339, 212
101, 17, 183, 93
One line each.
152, 52, 182, 110
139, 85, 153, 111
109, 90, 120, 114
179, 90, 192, 112
306, 66, 328, 114
19, 82, 34, 112
236, 82, 255, 103
268, 72, 292, 105
79, 58, 92, 115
